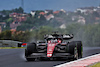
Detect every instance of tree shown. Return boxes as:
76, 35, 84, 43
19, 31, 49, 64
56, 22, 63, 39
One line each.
0, 30, 12, 40
13, 7, 24, 13
30, 26, 54, 41
40, 15, 46, 21
17, 23, 33, 31
93, 11, 99, 17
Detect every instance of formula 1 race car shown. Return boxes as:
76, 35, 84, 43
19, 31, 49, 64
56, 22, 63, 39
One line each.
25, 32, 83, 61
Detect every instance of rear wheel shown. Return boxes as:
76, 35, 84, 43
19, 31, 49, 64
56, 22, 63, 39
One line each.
68, 41, 83, 60
77, 41, 83, 58
74, 47, 78, 60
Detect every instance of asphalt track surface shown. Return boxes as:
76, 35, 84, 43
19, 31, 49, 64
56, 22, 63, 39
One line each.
0, 47, 100, 67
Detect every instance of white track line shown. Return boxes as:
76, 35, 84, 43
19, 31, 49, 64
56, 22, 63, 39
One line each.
54, 53, 100, 67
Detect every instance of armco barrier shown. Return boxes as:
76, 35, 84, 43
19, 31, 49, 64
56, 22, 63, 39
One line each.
55, 53, 100, 67
0, 40, 22, 47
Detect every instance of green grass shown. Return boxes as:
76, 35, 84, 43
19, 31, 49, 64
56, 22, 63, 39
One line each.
0, 47, 25, 49
89, 62, 100, 67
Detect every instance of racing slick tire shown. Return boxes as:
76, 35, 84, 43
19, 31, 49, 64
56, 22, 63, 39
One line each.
25, 49, 35, 61
68, 41, 82, 59
25, 43, 37, 61
74, 46, 78, 60
76, 41, 83, 59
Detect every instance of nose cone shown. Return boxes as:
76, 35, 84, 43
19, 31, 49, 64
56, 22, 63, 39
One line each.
47, 43, 56, 57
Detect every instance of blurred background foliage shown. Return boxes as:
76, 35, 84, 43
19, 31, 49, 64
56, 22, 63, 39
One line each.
0, 23, 100, 47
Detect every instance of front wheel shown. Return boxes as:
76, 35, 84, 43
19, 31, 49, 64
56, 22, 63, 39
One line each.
25, 49, 35, 61
26, 58, 35, 61
25, 43, 36, 61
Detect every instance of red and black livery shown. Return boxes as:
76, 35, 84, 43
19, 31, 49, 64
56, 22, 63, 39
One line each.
25, 32, 83, 61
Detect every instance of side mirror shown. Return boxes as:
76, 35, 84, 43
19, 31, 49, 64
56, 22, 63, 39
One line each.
70, 34, 74, 38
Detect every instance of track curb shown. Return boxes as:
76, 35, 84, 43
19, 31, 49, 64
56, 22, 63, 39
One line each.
54, 53, 100, 67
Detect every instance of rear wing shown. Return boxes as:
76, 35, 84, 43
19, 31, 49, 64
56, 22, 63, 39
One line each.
44, 34, 74, 40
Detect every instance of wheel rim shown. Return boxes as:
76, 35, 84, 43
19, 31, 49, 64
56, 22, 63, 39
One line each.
74, 47, 78, 59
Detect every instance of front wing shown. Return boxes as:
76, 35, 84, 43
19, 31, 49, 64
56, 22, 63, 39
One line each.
26, 53, 74, 58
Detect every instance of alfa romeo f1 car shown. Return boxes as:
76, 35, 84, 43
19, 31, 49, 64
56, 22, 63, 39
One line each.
25, 32, 83, 61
